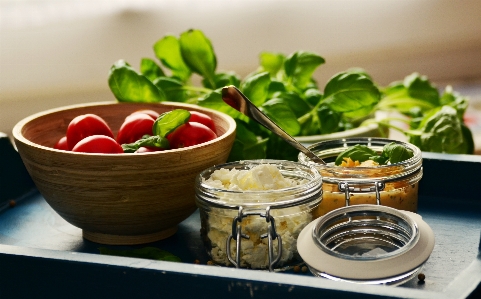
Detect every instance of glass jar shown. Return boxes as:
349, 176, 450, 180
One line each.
298, 137, 423, 216
195, 159, 323, 271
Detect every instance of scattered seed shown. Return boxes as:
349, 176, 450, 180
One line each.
194, 259, 200, 264
301, 266, 308, 273
418, 273, 425, 282
207, 260, 214, 265
293, 265, 301, 273
9, 200, 16, 207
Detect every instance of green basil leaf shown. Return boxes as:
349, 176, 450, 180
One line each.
99, 247, 181, 262
179, 29, 217, 89
203, 71, 241, 89
379, 73, 439, 113
153, 77, 188, 102
259, 52, 286, 77
140, 58, 165, 81
451, 123, 475, 154
108, 60, 166, 103
316, 104, 342, 134
381, 142, 414, 164
275, 91, 312, 118
265, 134, 300, 161
345, 67, 373, 80
298, 109, 321, 136
335, 144, 378, 165
234, 119, 258, 145
227, 120, 267, 161
240, 72, 271, 106
323, 71, 380, 114
228, 138, 268, 162
153, 109, 190, 137
404, 73, 439, 106
440, 85, 469, 119
261, 98, 301, 136
153, 35, 191, 82
121, 135, 170, 153
197, 90, 243, 119
284, 51, 325, 90
268, 80, 287, 97
304, 88, 322, 106
407, 106, 464, 153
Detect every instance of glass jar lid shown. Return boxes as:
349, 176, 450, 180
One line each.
297, 205, 435, 284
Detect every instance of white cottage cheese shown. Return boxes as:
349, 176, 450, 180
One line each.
202, 164, 313, 269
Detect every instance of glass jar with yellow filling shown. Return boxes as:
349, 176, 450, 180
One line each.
298, 138, 422, 216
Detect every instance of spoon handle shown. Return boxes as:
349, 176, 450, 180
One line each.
222, 86, 325, 164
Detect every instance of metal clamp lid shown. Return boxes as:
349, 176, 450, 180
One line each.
297, 205, 435, 282
226, 206, 282, 272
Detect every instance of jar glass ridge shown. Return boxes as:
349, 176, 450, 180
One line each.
195, 159, 323, 270
298, 137, 423, 216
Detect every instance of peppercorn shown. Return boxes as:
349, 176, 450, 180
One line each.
418, 273, 425, 282
9, 200, 16, 207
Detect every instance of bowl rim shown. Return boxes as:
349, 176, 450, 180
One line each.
12, 100, 237, 156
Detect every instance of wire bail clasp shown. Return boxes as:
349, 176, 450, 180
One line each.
338, 181, 385, 207
226, 206, 282, 272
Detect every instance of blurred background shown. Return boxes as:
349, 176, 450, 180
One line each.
1, 0, 481, 151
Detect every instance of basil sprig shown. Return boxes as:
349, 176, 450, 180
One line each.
121, 109, 190, 153
108, 29, 474, 160
335, 143, 414, 166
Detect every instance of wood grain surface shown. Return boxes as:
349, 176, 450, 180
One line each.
12, 101, 236, 245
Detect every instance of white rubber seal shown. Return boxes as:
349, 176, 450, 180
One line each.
297, 207, 435, 280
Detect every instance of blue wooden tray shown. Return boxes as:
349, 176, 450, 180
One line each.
1, 152, 480, 299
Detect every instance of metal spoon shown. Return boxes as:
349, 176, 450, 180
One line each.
221, 85, 326, 164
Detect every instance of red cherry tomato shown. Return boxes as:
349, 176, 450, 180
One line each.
66, 114, 114, 150
134, 146, 164, 153
72, 135, 123, 154
130, 109, 160, 120
167, 122, 217, 149
189, 111, 216, 134
54, 136, 69, 151
116, 113, 155, 145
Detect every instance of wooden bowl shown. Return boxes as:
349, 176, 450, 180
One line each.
12, 101, 236, 245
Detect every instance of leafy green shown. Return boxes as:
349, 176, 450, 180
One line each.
240, 72, 271, 107
259, 52, 285, 77
335, 144, 378, 165
140, 58, 165, 81
108, 60, 165, 103
179, 29, 217, 89
121, 135, 170, 153
284, 51, 325, 90
121, 109, 190, 152
99, 247, 181, 262
153, 109, 191, 137
407, 105, 474, 154
335, 142, 414, 166
153, 77, 188, 102
381, 142, 414, 164
261, 98, 301, 136
107, 28, 474, 160
153, 35, 191, 81
323, 72, 380, 116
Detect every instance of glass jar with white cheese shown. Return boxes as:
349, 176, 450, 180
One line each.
195, 160, 323, 271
